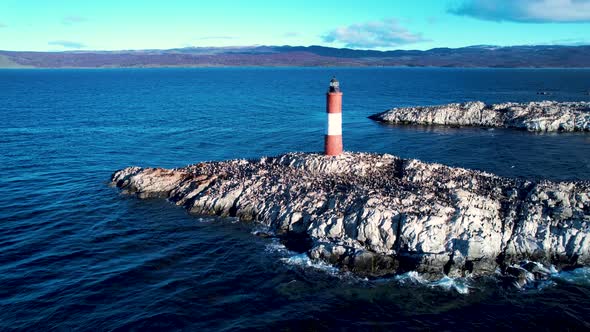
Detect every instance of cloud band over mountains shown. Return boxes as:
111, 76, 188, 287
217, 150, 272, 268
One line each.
48, 40, 86, 49
322, 18, 427, 49
450, 0, 590, 23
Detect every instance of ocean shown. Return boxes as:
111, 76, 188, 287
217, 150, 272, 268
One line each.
1, 67, 590, 331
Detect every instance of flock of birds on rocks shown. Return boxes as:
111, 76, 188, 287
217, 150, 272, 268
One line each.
112, 152, 590, 282
369, 101, 590, 132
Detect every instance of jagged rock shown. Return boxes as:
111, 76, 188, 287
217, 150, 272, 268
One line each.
111, 152, 590, 279
369, 101, 590, 132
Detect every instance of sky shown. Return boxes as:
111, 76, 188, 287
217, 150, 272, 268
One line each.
1, 0, 590, 51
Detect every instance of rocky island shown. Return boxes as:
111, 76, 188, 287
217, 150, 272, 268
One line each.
111, 152, 590, 282
369, 101, 590, 132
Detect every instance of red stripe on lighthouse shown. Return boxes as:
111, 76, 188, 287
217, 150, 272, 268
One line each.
325, 77, 343, 156
325, 134, 343, 156
327, 92, 342, 114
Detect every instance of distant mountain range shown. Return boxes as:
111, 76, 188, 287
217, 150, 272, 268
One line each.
1, 45, 590, 68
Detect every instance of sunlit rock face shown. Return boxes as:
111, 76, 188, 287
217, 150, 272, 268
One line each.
369, 101, 590, 132
112, 152, 590, 279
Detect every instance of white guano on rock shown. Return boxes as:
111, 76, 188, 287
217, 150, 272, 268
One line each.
111, 152, 590, 279
369, 101, 590, 132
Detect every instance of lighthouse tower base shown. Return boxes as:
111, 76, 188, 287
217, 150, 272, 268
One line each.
324, 135, 342, 156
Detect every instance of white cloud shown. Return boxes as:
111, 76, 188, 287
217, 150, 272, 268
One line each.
450, 0, 590, 23
48, 40, 86, 49
548, 37, 590, 45
62, 15, 87, 25
322, 18, 427, 49
194, 36, 236, 40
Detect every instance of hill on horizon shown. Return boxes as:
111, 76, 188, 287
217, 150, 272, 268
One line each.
1, 44, 589, 68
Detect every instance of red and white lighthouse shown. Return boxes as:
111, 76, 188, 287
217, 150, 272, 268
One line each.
325, 77, 343, 156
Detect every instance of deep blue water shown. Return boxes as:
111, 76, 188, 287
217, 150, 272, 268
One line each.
1, 67, 590, 331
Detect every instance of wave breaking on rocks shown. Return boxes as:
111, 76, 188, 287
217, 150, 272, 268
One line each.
111, 152, 590, 280
369, 101, 590, 132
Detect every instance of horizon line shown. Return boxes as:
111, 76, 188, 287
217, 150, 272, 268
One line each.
1, 43, 589, 53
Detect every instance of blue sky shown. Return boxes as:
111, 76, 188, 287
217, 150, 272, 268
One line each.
1, 0, 590, 51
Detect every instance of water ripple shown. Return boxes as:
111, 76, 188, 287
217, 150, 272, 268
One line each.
1, 68, 590, 330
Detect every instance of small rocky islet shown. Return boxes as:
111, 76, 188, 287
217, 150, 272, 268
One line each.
111, 152, 590, 285
369, 101, 590, 132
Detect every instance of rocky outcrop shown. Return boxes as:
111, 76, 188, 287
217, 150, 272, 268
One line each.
369, 101, 590, 132
111, 152, 590, 279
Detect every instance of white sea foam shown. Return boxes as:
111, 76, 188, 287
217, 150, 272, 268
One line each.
268, 243, 590, 293
535, 279, 557, 290
264, 239, 290, 255
507, 261, 590, 290
523, 260, 553, 275
280, 253, 340, 274
430, 276, 471, 294
552, 267, 590, 285
264, 238, 343, 276
394, 271, 426, 284
394, 271, 472, 294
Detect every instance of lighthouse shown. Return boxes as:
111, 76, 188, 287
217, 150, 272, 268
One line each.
325, 77, 343, 156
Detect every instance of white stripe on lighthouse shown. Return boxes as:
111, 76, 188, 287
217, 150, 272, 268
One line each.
326, 112, 342, 136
